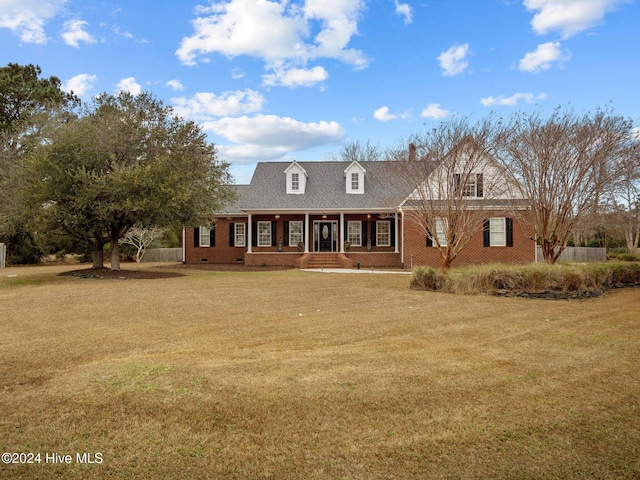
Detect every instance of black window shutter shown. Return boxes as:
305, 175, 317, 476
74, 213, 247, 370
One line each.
390, 221, 395, 247
362, 221, 367, 245
194, 227, 200, 247
506, 218, 513, 247
454, 173, 461, 193
251, 221, 257, 247
371, 221, 377, 247
284, 222, 290, 246
476, 173, 484, 197
426, 228, 433, 247
271, 221, 277, 246
483, 220, 490, 247
209, 224, 216, 247
344, 219, 348, 241
229, 223, 235, 246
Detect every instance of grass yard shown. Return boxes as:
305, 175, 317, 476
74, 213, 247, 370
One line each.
1, 263, 639, 479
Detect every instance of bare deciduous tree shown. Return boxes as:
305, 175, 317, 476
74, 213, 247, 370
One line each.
386, 116, 513, 273
495, 107, 633, 263
338, 140, 383, 163
119, 225, 167, 262
605, 136, 640, 253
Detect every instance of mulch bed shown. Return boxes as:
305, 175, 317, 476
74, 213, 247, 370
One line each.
59, 263, 293, 280
59, 267, 184, 280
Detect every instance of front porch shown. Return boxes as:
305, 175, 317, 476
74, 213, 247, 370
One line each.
242, 211, 403, 268
244, 251, 403, 269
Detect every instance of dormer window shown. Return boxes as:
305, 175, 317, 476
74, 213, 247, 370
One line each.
285, 161, 307, 194
344, 161, 366, 194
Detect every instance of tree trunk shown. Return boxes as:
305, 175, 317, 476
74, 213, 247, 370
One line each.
93, 238, 104, 269
110, 231, 121, 271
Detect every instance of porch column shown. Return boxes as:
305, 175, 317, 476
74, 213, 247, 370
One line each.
304, 213, 309, 253
394, 213, 399, 254
247, 213, 252, 253
340, 212, 345, 253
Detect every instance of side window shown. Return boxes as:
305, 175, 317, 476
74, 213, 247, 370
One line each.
235, 223, 246, 247
376, 221, 390, 247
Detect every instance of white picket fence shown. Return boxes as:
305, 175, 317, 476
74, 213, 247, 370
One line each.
0, 243, 5, 268
536, 246, 606, 263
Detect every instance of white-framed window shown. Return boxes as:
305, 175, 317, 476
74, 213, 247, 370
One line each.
291, 172, 299, 191
489, 217, 506, 246
435, 217, 447, 246
258, 221, 271, 247
199, 225, 210, 247
463, 176, 476, 197
351, 173, 359, 191
455, 173, 483, 197
289, 221, 303, 246
347, 221, 362, 246
376, 220, 390, 247
235, 223, 246, 247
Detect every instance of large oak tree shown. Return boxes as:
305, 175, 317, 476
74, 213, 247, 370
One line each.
29, 91, 234, 270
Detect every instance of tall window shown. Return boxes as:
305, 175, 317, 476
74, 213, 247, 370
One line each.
289, 221, 303, 246
291, 173, 299, 191
347, 221, 362, 246
351, 173, 359, 191
489, 217, 506, 246
258, 221, 271, 247
199, 226, 210, 247
235, 223, 246, 247
376, 221, 390, 247
435, 217, 447, 246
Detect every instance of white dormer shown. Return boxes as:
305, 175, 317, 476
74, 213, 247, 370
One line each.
284, 161, 308, 194
344, 161, 366, 194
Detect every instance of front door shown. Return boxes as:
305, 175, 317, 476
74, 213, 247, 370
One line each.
317, 221, 336, 252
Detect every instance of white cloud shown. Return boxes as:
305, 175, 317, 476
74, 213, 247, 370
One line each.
524, 0, 630, 38
172, 89, 266, 120
203, 114, 344, 160
116, 77, 142, 96
0, 0, 66, 44
480, 92, 548, 106
373, 106, 411, 122
176, 0, 368, 83
63, 73, 97, 97
421, 103, 450, 119
61, 19, 96, 48
262, 65, 328, 88
519, 41, 569, 73
395, 0, 413, 24
166, 79, 184, 91
437, 43, 470, 76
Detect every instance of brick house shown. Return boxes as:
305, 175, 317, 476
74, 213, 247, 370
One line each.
182, 159, 535, 269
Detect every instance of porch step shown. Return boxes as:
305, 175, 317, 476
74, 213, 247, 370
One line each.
306, 253, 343, 269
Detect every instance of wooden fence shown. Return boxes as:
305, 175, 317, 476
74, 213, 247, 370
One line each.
536, 246, 606, 263
0, 243, 5, 268
140, 248, 182, 263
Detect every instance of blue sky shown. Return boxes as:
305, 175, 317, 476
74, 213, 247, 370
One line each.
2, 0, 638, 184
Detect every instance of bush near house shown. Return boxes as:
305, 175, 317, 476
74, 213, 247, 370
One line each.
411, 262, 640, 295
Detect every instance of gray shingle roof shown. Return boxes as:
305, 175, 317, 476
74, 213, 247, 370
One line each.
237, 161, 409, 212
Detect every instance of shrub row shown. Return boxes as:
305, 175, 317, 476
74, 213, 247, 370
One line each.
410, 262, 640, 295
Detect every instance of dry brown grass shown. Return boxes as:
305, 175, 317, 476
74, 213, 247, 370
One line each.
1, 263, 639, 479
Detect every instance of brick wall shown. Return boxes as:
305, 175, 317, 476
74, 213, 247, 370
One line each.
403, 211, 536, 269
184, 218, 248, 264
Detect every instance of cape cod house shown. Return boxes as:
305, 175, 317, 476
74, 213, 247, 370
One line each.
182, 159, 535, 269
